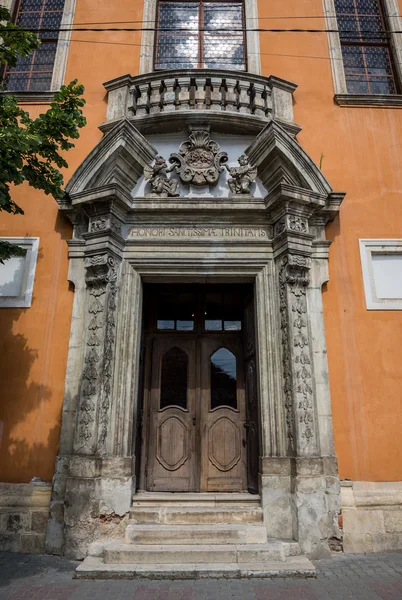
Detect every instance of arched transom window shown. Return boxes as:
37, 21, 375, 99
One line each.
155, 0, 246, 71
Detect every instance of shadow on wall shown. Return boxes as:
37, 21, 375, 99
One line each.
0, 303, 60, 484
0, 211, 74, 484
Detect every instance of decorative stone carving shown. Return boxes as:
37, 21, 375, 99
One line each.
225, 154, 257, 196
90, 217, 108, 232
169, 129, 228, 186
75, 253, 120, 452
278, 254, 317, 454
274, 216, 308, 237
90, 216, 122, 236
143, 155, 179, 197
97, 256, 119, 452
289, 216, 308, 232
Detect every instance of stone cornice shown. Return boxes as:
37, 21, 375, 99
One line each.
245, 122, 332, 195
66, 120, 157, 196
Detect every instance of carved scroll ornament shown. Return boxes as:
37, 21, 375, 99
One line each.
169, 129, 228, 186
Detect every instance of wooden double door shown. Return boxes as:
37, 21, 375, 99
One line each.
140, 285, 259, 493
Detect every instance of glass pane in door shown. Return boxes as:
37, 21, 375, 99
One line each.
160, 347, 188, 409
210, 348, 237, 409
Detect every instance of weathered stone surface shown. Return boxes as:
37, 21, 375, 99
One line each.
20, 533, 46, 554
384, 510, 402, 533
341, 482, 402, 554
31, 511, 49, 534
0, 483, 51, 554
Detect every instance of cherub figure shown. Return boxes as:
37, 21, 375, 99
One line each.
225, 154, 257, 195
143, 155, 179, 197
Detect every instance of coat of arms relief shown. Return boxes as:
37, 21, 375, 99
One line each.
143, 128, 257, 198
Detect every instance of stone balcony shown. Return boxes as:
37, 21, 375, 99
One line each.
102, 69, 299, 136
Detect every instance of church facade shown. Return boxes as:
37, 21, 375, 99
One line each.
1, 0, 402, 577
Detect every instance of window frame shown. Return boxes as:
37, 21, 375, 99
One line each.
323, 0, 402, 104
1, 0, 76, 98
153, 0, 248, 72
140, 0, 261, 75
359, 239, 402, 309
0, 237, 39, 308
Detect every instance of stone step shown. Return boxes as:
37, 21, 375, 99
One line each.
75, 555, 315, 580
125, 524, 268, 545
129, 506, 263, 525
132, 491, 260, 508
103, 541, 301, 565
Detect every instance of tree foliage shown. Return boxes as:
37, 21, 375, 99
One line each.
0, 7, 86, 262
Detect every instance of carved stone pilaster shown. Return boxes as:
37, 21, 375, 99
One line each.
74, 253, 120, 454
278, 253, 318, 456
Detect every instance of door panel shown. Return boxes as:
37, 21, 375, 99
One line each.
200, 337, 247, 492
147, 338, 197, 491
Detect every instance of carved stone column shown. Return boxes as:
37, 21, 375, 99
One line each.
278, 253, 318, 457
73, 253, 120, 454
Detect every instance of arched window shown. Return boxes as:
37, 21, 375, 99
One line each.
3, 0, 66, 92
160, 347, 188, 409
155, 1, 246, 71
210, 347, 237, 409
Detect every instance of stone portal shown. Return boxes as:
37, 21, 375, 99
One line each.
47, 71, 344, 572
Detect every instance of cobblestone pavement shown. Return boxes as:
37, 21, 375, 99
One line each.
1, 551, 402, 599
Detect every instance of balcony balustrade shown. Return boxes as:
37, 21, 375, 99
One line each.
103, 69, 298, 135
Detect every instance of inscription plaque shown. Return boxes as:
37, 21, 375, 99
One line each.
129, 227, 269, 239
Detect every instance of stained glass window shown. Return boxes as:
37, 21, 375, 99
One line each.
155, 1, 246, 70
334, 0, 398, 94
3, 0, 65, 92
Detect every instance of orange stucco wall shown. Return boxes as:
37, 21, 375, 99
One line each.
257, 0, 402, 481
0, 1, 143, 482
1, 0, 402, 483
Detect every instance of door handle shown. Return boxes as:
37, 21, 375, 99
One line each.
193, 417, 196, 426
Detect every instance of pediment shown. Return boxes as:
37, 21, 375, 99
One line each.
245, 121, 332, 196
66, 119, 157, 196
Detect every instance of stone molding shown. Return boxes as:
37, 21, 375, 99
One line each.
0, 237, 39, 308
341, 481, 402, 554
65, 120, 156, 198
335, 94, 402, 107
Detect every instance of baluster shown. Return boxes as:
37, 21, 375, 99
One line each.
177, 77, 191, 110
128, 86, 137, 115
149, 80, 162, 114
251, 82, 266, 118
264, 88, 273, 118
210, 77, 223, 111
135, 83, 150, 116
195, 78, 206, 109
224, 78, 238, 112
237, 79, 250, 114
162, 78, 177, 112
